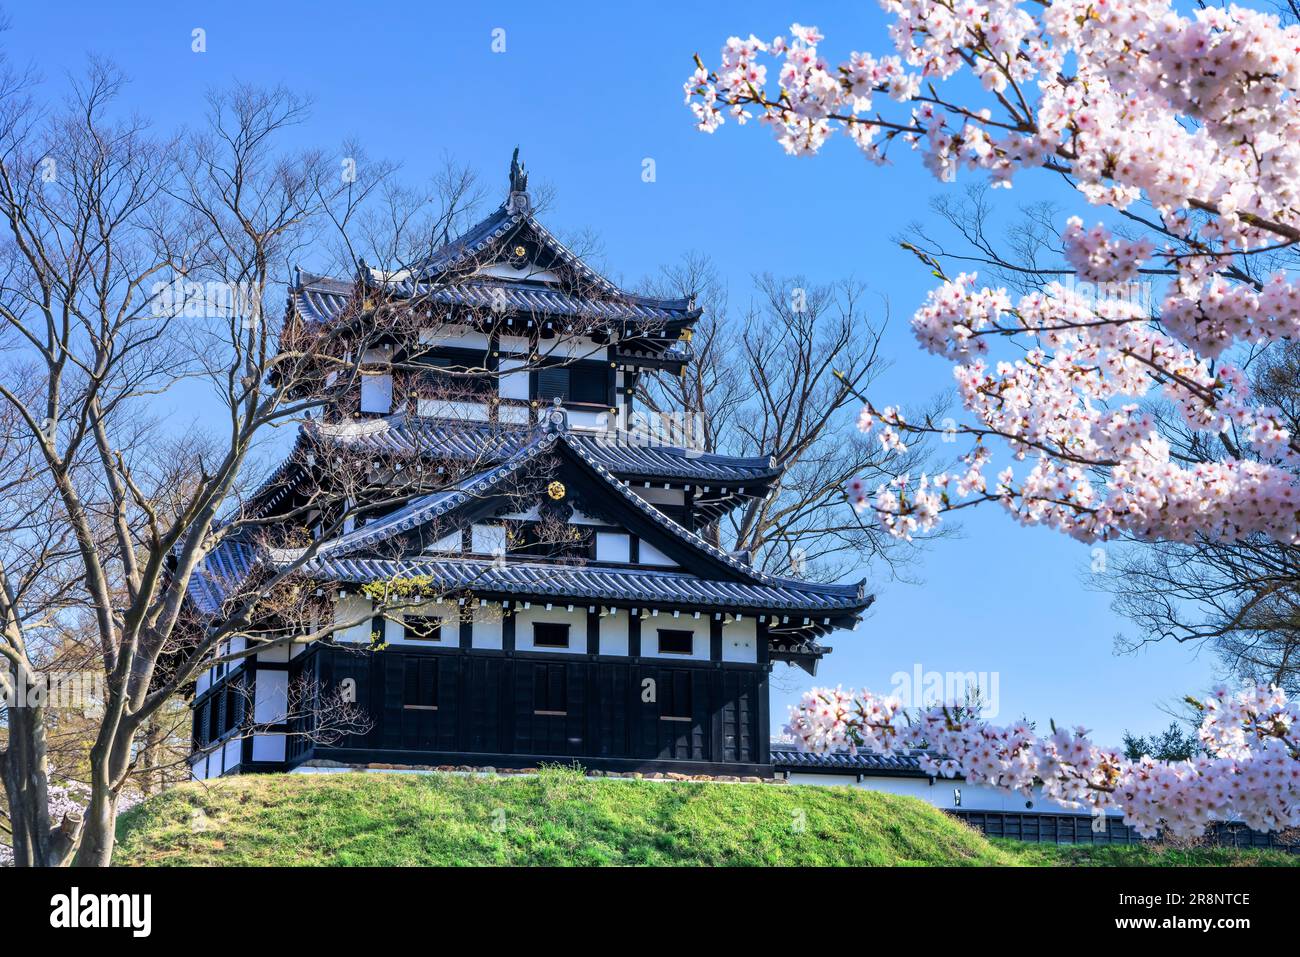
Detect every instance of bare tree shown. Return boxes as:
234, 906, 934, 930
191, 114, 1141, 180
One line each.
0, 51, 683, 864
639, 258, 945, 583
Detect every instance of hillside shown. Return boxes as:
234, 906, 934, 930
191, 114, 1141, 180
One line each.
113, 769, 1299, 867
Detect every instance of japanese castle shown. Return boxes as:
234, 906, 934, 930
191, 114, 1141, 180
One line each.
186, 154, 872, 780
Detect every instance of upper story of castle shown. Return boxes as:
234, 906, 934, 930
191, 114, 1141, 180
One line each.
283, 149, 700, 437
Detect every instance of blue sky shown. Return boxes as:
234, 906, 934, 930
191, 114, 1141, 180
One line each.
14, 1, 1221, 745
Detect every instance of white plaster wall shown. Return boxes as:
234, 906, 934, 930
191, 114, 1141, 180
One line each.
472, 603, 504, 650
254, 670, 288, 724
252, 734, 286, 762
599, 608, 629, 656
721, 617, 757, 663
596, 532, 630, 562
471, 524, 506, 555
419, 327, 491, 350
258, 643, 289, 664
536, 336, 606, 361
499, 357, 529, 400
784, 772, 1121, 815
568, 409, 606, 431
417, 399, 490, 421
639, 541, 676, 567
334, 595, 374, 644
360, 373, 393, 413
427, 529, 461, 553
514, 605, 588, 654
631, 486, 686, 506
642, 613, 709, 661
383, 600, 459, 645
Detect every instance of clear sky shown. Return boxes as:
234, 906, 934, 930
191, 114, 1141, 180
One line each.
12, 0, 1221, 745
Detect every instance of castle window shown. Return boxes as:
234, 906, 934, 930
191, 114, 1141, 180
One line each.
222, 679, 244, 735
403, 658, 439, 710
404, 615, 443, 642
419, 355, 494, 400
533, 663, 568, 716
195, 701, 211, 748
207, 695, 221, 742
532, 622, 570, 649
536, 363, 608, 407
656, 629, 694, 656
507, 521, 592, 561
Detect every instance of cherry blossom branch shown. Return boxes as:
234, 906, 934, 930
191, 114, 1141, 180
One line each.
691, 2, 1300, 546
786, 683, 1300, 839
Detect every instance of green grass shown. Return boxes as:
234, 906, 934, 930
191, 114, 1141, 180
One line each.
112, 769, 1299, 867
993, 839, 1300, 867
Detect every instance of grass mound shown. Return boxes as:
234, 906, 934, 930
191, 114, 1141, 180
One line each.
114, 768, 1299, 867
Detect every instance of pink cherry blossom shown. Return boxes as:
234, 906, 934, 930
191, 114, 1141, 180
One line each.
690, 2, 1300, 545
786, 683, 1300, 839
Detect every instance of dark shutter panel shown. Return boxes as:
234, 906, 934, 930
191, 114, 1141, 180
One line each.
549, 664, 566, 714
533, 664, 547, 711
570, 365, 608, 404
404, 659, 420, 706
421, 658, 439, 708
537, 366, 568, 401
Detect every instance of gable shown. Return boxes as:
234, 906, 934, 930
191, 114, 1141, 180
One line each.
469, 215, 619, 297
302, 431, 758, 582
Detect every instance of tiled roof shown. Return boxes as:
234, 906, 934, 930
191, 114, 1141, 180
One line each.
413, 204, 622, 298
293, 556, 868, 613
393, 280, 696, 324
187, 539, 262, 616
568, 434, 778, 484
189, 420, 872, 622
417, 205, 518, 273
770, 748, 931, 776
556, 425, 805, 588
293, 204, 699, 331
293, 272, 354, 325
307, 416, 782, 486
284, 422, 854, 598
312, 435, 553, 558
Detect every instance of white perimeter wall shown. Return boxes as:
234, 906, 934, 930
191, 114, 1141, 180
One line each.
783, 772, 1121, 815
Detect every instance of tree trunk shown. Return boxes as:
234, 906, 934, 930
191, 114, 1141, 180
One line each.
72, 722, 138, 867
71, 786, 117, 867
140, 718, 163, 796
1, 699, 79, 866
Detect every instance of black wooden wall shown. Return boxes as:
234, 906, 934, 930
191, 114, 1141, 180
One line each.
297, 644, 769, 770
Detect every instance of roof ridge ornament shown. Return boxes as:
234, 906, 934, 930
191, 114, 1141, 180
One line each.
507, 146, 531, 215
543, 395, 568, 433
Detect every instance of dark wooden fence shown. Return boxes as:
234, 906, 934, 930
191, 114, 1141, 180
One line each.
948, 808, 1300, 853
